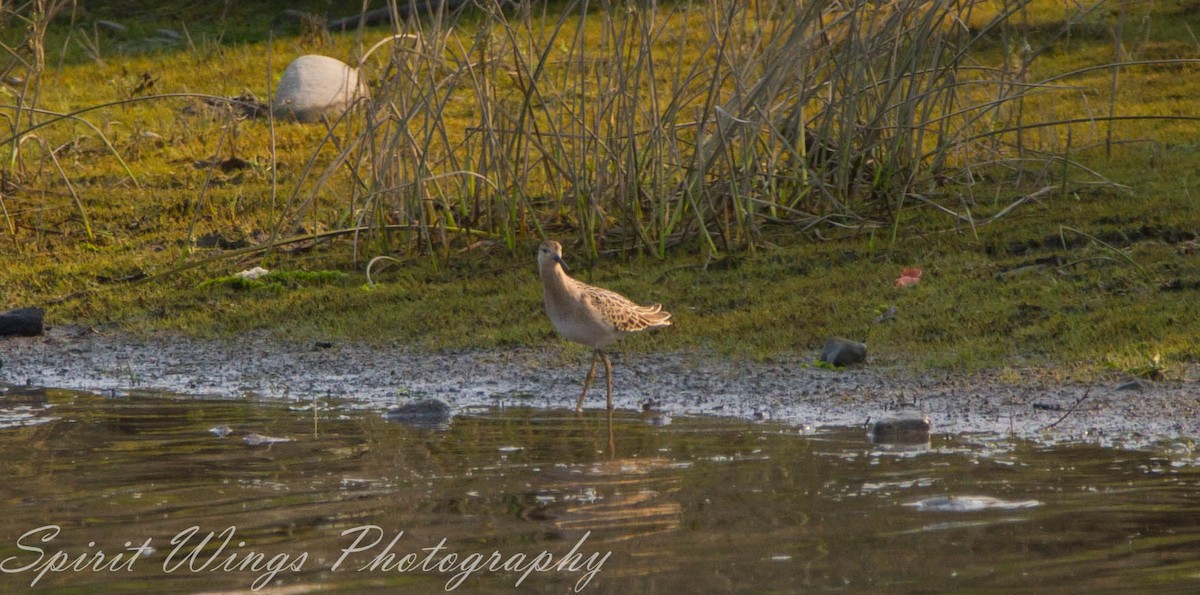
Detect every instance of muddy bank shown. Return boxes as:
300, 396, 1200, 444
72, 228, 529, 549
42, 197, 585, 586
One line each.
2, 326, 1197, 448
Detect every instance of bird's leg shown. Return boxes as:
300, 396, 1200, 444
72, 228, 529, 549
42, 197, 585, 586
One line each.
601, 351, 614, 412
606, 405, 615, 457
576, 350, 600, 413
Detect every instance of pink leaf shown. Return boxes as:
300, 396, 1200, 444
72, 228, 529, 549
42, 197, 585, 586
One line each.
895, 267, 923, 288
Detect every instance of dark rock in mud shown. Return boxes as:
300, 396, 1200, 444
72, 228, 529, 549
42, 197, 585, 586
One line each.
1116, 378, 1151, 391
384, 398, 453, 429
0, 307, 45, 337
195, 232, 250, 250
820, 337, 867, 367
868, 414, 931, 444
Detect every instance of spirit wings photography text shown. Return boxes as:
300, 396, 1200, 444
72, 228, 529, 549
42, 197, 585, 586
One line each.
0, 524, 611, 591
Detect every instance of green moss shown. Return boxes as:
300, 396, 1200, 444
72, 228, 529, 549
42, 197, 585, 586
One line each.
3, 2, 1200, 381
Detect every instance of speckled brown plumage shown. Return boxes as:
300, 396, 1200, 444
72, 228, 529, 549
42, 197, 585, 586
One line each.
537, 240, 671, 412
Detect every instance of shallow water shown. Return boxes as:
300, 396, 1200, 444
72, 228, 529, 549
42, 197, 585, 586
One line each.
1, 387, 1199, 593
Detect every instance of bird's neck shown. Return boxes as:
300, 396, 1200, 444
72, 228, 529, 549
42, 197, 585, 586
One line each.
540, 263, 571, 294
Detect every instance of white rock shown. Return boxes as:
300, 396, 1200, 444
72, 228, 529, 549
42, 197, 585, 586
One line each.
234, 266, 270, 280
273, 55, 367, 123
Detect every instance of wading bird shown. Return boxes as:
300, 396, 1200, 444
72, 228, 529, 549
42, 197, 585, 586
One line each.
537, 241, 672, 412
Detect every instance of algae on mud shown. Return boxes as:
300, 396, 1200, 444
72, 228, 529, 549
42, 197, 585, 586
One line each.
3, 326, 1199, 448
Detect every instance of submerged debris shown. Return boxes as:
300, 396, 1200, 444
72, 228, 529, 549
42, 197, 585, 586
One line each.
906, 495, 1040, 512
868, 415, 931, 444
384, 398, 453, 430
645, 413, 672, 427
243, 433, 292, 446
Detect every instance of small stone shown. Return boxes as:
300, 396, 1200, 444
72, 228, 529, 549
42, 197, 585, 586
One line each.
819, 337, 867, 367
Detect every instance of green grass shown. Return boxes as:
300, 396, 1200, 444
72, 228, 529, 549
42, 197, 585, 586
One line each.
2, 1, 1200, 381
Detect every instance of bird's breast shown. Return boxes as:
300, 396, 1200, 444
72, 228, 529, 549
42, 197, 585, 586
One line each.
543, 289, 620, 348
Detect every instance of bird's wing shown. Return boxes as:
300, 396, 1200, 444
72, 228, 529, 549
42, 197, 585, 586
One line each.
582, 284, 671, 333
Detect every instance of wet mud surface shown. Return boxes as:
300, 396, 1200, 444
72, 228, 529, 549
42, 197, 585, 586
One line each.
2, 326, 1197, 449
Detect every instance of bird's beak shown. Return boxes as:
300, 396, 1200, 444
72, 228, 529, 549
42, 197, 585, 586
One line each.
554, 254, 569, 272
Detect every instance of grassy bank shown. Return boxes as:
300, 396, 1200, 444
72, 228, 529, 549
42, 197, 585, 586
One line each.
2, 1, 1199, 379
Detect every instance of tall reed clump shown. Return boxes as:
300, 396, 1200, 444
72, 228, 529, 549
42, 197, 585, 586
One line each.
1, 0, 75, 243
317, 0, 1154, 264
3, 1, 1188, 272
0, 0, 142, 250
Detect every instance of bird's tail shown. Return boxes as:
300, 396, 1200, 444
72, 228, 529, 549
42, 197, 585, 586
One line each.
638, 304, 672, 329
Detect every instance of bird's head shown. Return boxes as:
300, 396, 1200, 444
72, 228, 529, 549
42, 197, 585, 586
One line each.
537, 240, 568, 272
